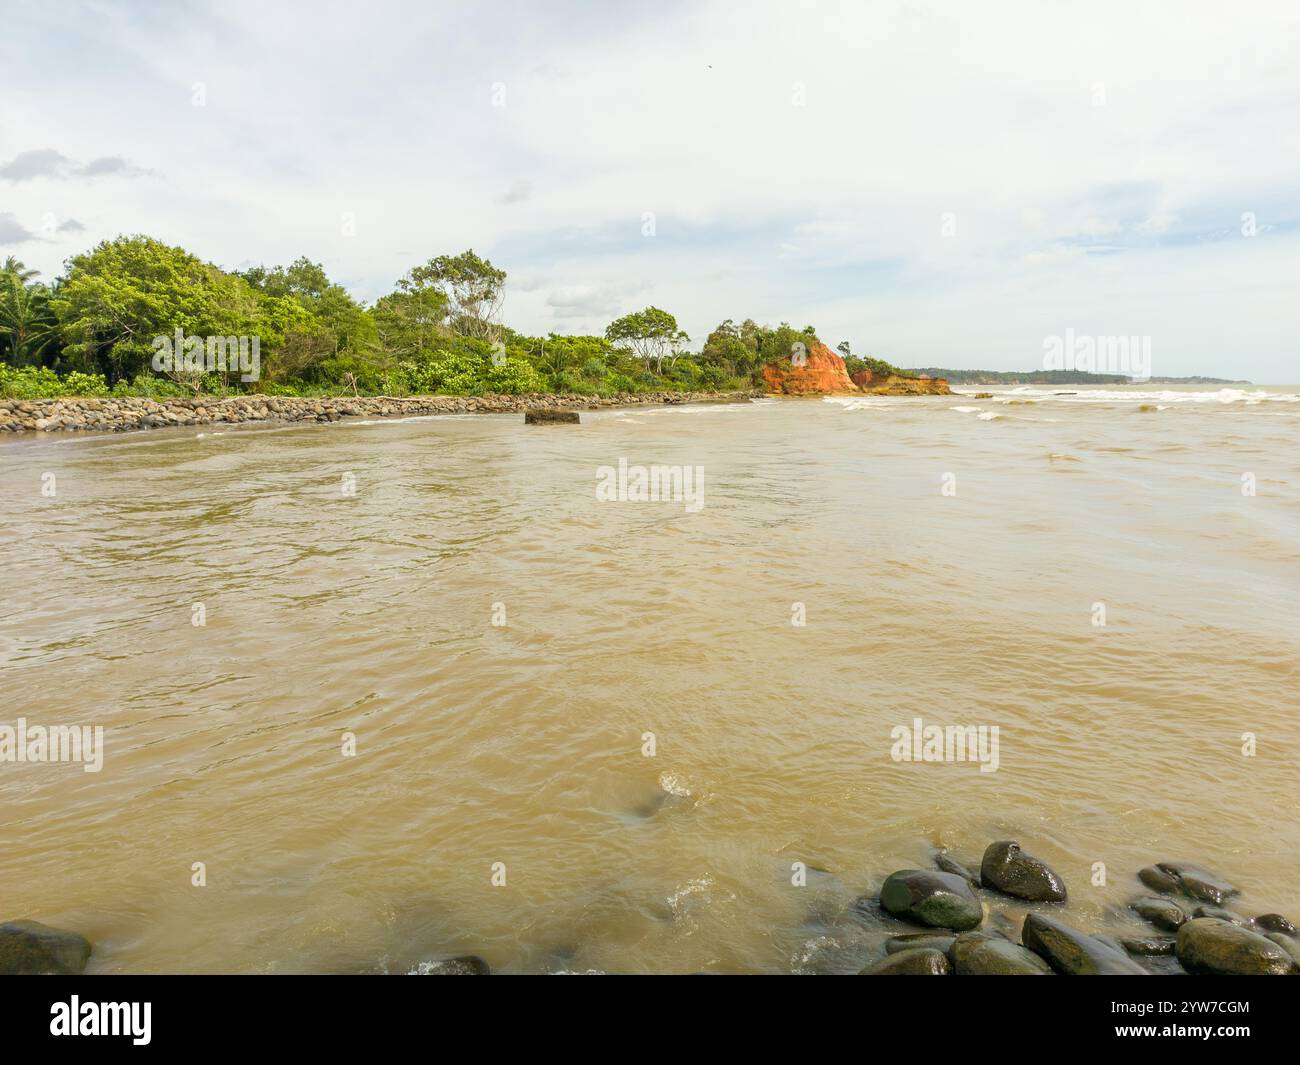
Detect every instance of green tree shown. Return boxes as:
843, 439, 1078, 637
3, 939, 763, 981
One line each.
397, 249, 505, 341
700, 318, 759, 378
0, 261, 60, 366
53, 236, 259, 383
2, 256, 40, 283
605, 306, 688, 374
370, 285, 449, 357
239, 256, 376, 362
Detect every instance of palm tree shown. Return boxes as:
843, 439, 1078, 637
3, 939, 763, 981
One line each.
0, 274, 59, 365
1, 256, 40, 283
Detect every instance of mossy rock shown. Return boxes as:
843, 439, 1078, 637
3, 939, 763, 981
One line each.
879, 869, 983, 931
0, 920, 92, 974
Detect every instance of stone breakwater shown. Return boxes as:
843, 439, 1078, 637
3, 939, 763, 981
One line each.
0, 390, 761, 435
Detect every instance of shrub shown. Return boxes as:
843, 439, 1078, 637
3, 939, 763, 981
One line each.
0, 365, 112, 398
111, 373, 189, 398
485, 357, 547, 395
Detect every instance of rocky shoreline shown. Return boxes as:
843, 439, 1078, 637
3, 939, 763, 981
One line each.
0, 389, 763, 435
859, 842, 1299, 976
5, 842, 1295, 974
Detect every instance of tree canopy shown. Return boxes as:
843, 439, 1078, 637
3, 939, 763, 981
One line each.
1, 231, 911, 400
605, 306, 689, 374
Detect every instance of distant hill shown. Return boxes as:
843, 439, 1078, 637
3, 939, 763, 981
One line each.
905, 368, 1250, 385
1145, 376, 1252, 384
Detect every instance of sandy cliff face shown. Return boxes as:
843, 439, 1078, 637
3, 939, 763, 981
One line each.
760, 341, 858, 394
760, 341, 952, 395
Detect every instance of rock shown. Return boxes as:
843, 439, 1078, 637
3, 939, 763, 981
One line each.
1122, 937, 1177, 956
860, 948, 951, 975
1155, 862, 1238, 905
1253, 914, 1297, 936
0, 920, 92, 974
1021, 914, 1147, 975
852, 370, 951, 395
1131, 896, 1187, 932
934, 852, 981, 887
885, 932, 956, 956
761, 341, 859, 395
1138, 865, 1181, 894
980, 840, 1067, 903
1176, 918, 1296, 975
1191, 904, 1247, 926
1263, 933, 1300, 968
416, 955, 491, 975
1258, 936, 1300, 972
524, 410, 579, 424
949, 931, 1053, 975
879, 869, 983, 931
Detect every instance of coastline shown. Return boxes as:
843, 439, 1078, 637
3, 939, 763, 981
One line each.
5, 843, 1295, 974
0, 388, 763, 435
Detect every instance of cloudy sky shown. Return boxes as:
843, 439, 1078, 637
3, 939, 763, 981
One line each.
2, 0, 1298, 379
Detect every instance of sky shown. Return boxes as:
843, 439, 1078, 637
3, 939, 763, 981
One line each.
2, 0, 1298, 380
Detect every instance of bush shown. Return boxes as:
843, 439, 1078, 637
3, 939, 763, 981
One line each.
695, 363, 726, 388
0, 365, 111, 398
605, 372, 639, 394
111, 373, 188, 398
319, 354, 398, 395
485, 357, 546, 395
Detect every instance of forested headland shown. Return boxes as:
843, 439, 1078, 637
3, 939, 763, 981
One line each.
0, 237, 906, 401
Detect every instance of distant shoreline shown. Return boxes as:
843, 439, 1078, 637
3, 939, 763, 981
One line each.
907, 369, 1252, 386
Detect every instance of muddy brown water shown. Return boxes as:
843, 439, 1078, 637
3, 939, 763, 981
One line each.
1, 385, 1297, 972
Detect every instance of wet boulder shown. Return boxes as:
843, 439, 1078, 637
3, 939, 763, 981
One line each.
861, 948, 951, 975
1155, 862, 1238, 905
1131, 896, 1187, 932
1138, 865, 1181, 894
1122, 937, 1177, 956
524, 410, 579, 425
934, 852, 981, 888
980, 840, 1067, 903
1022, 913, 1147, 975
949, 931, 1053, 975
879, 869, 983, 931
0, 920, 92, 974
1176, 918, 1297, 975
1263, 933, 1300, 968
1253, 914, 1297, 937
885, 932, 956, 956
1191, 904, 1247, 926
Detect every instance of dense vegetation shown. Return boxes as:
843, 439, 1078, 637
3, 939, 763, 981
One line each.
0, 239, 904, 400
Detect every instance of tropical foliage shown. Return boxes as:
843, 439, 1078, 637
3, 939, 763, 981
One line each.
0, 236, 902, 398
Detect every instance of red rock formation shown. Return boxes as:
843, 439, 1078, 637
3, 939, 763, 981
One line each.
761, 341, 858, 395
760, 341, 952, 395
